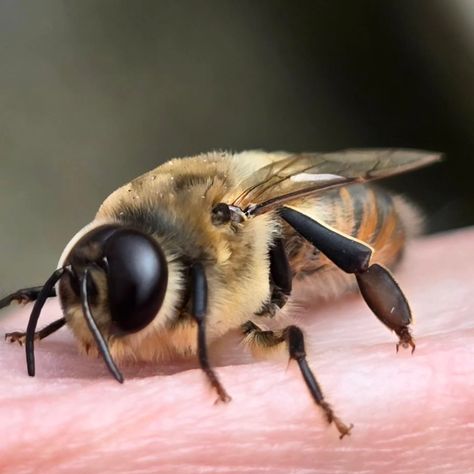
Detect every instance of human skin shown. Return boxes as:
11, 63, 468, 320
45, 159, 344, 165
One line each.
0, 228, 473, 474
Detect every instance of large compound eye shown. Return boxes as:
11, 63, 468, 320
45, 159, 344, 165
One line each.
103, 229, 168, 333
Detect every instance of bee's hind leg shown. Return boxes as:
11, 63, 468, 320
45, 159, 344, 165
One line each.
242, 321, 353, 439
5, 317, 66, 346
0, 285, 56, 310
356, 264, 415, 352
279, 206, 414, 351
191, 262, 231, 403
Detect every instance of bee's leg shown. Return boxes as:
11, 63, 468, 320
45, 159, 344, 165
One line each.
242, 321, 353, 439
191, 262, 231, 403
280, 206, 414, 351
356, 264, 414, 352
0, 286, 56, 310
255, 238, 292, 317
1, 286, 60, 345
5, 317, 66, 346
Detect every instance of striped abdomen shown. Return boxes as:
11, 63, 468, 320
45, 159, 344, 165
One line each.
285, 184, 418, 300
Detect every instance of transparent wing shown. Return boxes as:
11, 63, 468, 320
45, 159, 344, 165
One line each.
231, 149, 441, 216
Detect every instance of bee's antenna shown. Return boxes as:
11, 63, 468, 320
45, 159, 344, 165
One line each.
26, 267, 67, 376
80, 268, 124, 383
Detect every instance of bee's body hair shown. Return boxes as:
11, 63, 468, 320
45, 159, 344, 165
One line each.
57, 151, 422, 363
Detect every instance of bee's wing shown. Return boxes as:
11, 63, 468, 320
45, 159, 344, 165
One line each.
231, 149, 441, 216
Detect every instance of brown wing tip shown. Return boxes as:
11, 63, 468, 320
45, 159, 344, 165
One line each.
404, 149, 444, 165
396, 149, 444, 170
363, 148, 444, 178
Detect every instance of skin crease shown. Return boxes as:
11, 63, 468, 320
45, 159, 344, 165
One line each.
0, 229, 473, 474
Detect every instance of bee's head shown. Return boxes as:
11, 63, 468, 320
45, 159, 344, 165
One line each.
26, 224, 168, 382
62, 224, 168, 334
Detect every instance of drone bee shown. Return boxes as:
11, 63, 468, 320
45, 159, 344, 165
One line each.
0, 149, 440, 438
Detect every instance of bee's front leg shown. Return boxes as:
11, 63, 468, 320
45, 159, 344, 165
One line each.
0, 285, 56, 310
280, 207, 414, 351
5, 317, 66, 346
2, 285, 62, 346
191, 262, 231, 403
242, 321, 353, 439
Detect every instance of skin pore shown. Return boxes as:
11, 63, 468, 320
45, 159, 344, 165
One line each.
0, 228, 473, 473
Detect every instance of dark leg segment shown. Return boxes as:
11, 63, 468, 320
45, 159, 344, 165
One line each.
280, 206, 415, 350
5, 317, 66, 346
191, 262, 231, 403
256, 238, 292, 317
0, 286, 56, 310
286, 326, 353, 438
269, 238, 292, 296
80, 268, 123, 383
26, 268, 66, 377
356, 264, 414, 352
242, 321, 352, 438
279, 207, 372, 273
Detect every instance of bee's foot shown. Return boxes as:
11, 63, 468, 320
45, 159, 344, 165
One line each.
320, 400, 353, 439
15, 295, 32, 306
396, 328, 416, 354
335, 419, 354, 439
213, 390, 232, 405
5, 331, 28, 346
396, 340, 416, 354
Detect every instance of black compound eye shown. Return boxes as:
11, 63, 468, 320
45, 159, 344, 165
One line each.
103, 229, 168, 333
211, 203, 231, 225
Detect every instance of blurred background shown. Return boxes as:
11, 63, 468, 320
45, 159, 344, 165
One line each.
0, 0, 473, 290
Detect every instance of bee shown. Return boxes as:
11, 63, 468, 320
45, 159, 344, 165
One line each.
0, 149, 440, 438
